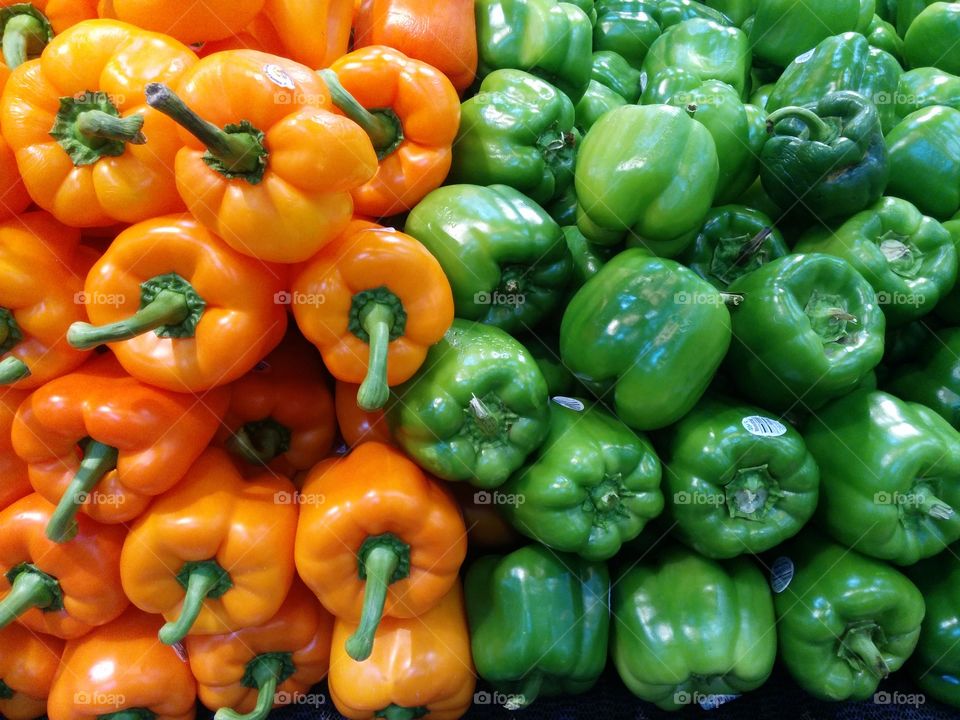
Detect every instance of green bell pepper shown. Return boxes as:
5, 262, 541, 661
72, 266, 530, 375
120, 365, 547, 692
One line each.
905, 3, 960, 76
498, 402, 663, 560
725, 253, 886, 412
475, 0, 593, 101
749, 82, 775, 109
908, 550, 960, 709
450, 70, 580, 205
546, 183, 578, 226
876, 0, 898, 22
679, 205, 789, 290
795, 197, 958, 325
775, 534, 925, 701
702, 0, 756, 25
760, 91, 889, 222
896, 0, 939, 38
612, 545, 776, 710
935, 212, 960, 322
575, 81, 627, 132
574, 104, 719, 252
658, 394, 819, 558
387, 319, 551, 488
642, 18, 751, 98
465, 544, 609, 706
563, 225, 615, 289
642, 70, 765, 204
521, 333, 575, 396
766, 33, 903, 134
895, 68, 960, 122
804, 388, 960, 564
866, 14, 904, 63
566, 0, 598, 22
887, 327, 960, 430
560, 248, 732, 430
590, 50, 643, 102
749, 0, 862, 68
404, 184, 571, 334
887, 106, 960, 220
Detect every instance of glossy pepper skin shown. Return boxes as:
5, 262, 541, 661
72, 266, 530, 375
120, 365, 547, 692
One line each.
97, 0, 263, 44
775, 534, 925, 701
47, 607, 197, 720
749, 0, 861, 68
0, 57, 29, 218
866, 14, 903, 63
0, 212, 93, 389
294, 442, 467, 662
887, 106, 960, 220
120, 448, 298, 645
908, 551, 960, 708
0, 622, 63, 720
0, 0, 96, 40
186, 581, 333, 720
562, 226, 616, 291
215, 333, 336, 478
292, 219, 454, 411
575, 80, 626, 132
388, 320, 551, 487
353, 0, 477, 93
0, 20, 196, 227
0, 493, 127, 639
804, 389, 960, 564
575, 104, 719, 253
465, 544, 610, 707
658, 395, 819, 558
498, 402, 663, 560
405, 185, 571, 334
321, 45, 460, 218
561, 249, 732, 431
795, 197, 957, 325
0, 389, 30, 510
703, 0, 755, 24
679, 205, 788, 290
329, 583, 475, 720
904, 3, 960, 74
591, 50, 643, 102
895, 68, 960, 122
612, 545, 776, 710
887, 328, 960, 430
896, 0, 938, 35
725, 254, 885, 412
451, 69, 579, 205
144, 50, 378, 264
761, 91, 890, 222
67, 215, 288, 392
334, 380, 392, 448
475, 0, 593, 102
767, 33, 903, 134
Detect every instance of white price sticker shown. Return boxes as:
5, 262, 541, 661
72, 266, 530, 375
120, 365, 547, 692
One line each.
552, 396, 585, 412
742, 415, 787, 437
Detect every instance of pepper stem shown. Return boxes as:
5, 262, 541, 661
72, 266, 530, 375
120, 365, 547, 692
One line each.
721, 292, 745, 307
377, 706, 423, 720
2, 12, 46, 70
0, 356, 29, 385
765, 106, 835, 143
468, 395, 500, 437
346, 545, 398, 661
214, 655, 286, 720
356, 303, 395, 412
842, 628, 889, 679
227, 419, 291, 466
76, 110, 146, 145
46, 440, 119, 543
906, 488, 955, 520
516, 672, 544, 708
67, 289, 189, 349
159, 562, 232, 645
319, 69, 402, 158
0, 568, 59, 629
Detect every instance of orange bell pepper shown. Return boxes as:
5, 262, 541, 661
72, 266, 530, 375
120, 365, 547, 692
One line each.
11, 354, 229, 542
295, 441, 467, 661
0, 623, 64, 720
215, 331, 336, 478
186, 580, 333, 720
292, 219, 454, 410
66, 214, 288, 392
320, 45, 460, 217
200, 0, 353, 70
0, 388, 30, 510
0, 212, 96, 389
143, 50, 378, 264
0, 493, 127, 639
0, 1, 99, 69
334, 380, 392, 447
121, 448, 298, 645
47, 607, 197, 720
0, 61, 29, 217
353, 0, 477, 94
329, 582, 476, 720
0, 20, 196, 227
97, 0, 264, 45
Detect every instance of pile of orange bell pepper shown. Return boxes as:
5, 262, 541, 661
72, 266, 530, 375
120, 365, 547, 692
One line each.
0, 3, 480, 719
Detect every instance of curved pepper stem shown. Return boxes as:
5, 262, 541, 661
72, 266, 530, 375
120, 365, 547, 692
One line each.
0, 356, 29, 385
68, 289, 190, 349
0, 566, 61, 629
842, 628, 889, 679
345, 535, 411, 662
765, 106, 835, 143
214, 655, 287, 720
356, 303, 396, 412
159, 561, 232, 645
2, 9, 49, 70
319, 69, 402, 159
46, 440, 119, 543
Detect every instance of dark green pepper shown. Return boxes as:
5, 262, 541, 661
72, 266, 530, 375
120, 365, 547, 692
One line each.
465, 544, 610, 706
908, 550, 960, 709
612, 545, 776, 710
804, 388, 960, 564
561, 248, 732, 430
679, 204, 789, 289
405, 184, 571, 334
760, 91, 889, 222
895, 67, 960, 122
775, 534, 925, 701
451, 69, 580, 205
904, 2, 960, 74
749, 0, 862, 68
546, 183, 578, 226
521, 333, 575, 396
388, 319, 551, 488
887, 106, 960, 220
563, 225, 615, 289
590, 50, 643, 102
887, 327, 960, 430
725, 253, 886, 412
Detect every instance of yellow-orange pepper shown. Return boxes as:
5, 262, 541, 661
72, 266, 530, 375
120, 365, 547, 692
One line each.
334, 380, 392, 448
0, 59, 29, 216
0, 388, 30, 510
0, 623, 64, 720
292, 219, 454, 410
97, 0, 263, 45
0, 1, 99, 70
329, 582, 476, 720
144, 50, 378, 263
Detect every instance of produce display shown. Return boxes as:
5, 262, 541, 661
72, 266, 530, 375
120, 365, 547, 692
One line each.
6, 1, 960, 719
